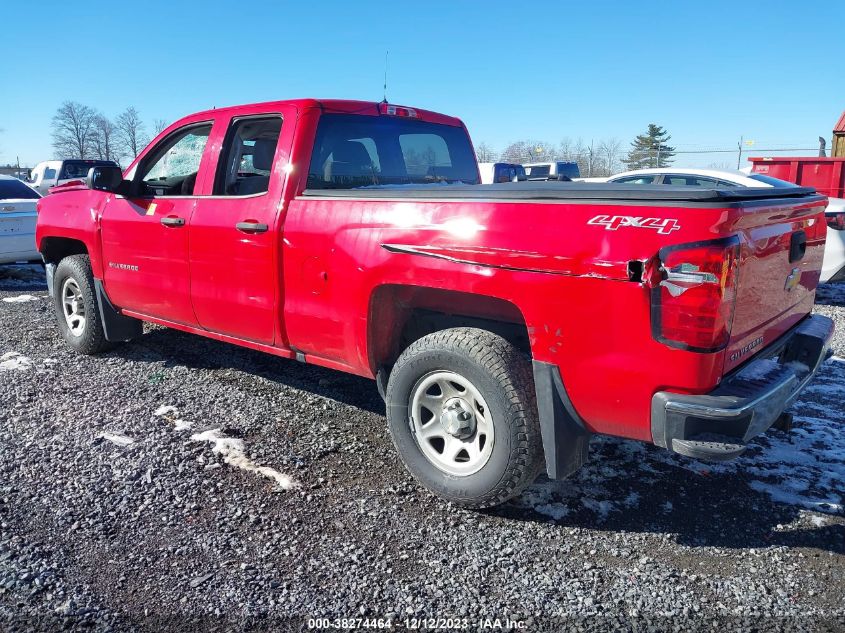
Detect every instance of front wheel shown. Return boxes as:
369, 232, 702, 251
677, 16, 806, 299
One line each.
53, 255, 112, 355
386, 327, 544, 509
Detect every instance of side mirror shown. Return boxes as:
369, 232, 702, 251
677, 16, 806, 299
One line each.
86, 165, 124, 193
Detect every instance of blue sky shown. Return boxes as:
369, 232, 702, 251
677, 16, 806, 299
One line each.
1, 0, 843, 167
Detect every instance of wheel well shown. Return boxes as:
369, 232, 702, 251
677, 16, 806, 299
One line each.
40, 237, 88, 264
368, 285, 531, 374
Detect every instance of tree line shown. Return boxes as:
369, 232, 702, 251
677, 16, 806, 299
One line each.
50, 101, 168, 165
476, 123, 676, 176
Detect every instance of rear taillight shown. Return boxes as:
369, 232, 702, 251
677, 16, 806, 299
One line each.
826, 212, 845, 231
650, 237, 741, 352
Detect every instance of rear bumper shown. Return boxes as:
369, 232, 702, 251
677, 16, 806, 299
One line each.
651, 314, 834, 461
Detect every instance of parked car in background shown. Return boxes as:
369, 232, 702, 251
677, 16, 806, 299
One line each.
28, 159, 118, 195
478, 162, 525, 184
0, 175, 41, 264
523, 161, 580, 180
605, 167, 845, 283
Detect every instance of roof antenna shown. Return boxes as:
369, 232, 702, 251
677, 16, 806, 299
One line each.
382, 50, 389, 103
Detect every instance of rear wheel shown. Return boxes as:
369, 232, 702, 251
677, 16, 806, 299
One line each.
53, 255, 111, 355
386, 327, 544, 509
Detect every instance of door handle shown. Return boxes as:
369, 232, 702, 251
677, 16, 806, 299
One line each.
236, 221, 269, 233
160, 216, 185, 227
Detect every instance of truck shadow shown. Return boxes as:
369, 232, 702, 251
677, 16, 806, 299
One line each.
119, 325, 387, 416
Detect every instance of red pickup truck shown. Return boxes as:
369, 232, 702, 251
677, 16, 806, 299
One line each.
35, 99, 834, 508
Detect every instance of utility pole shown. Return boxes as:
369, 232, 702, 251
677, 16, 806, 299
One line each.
737, 136, 743, 169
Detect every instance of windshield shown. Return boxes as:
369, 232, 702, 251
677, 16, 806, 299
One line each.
748, 174, 799, 188
307, 114, 479, 189
0, 179, 40, 200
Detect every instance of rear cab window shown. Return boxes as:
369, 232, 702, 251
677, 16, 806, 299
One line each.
306, 114, 478, 189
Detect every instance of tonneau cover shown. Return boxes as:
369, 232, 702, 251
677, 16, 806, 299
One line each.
302, 181, 821, 203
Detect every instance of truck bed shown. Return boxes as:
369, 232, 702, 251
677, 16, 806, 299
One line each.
302, 181, 819, 203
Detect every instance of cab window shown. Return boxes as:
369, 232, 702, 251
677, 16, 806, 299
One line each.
214, 116, 282, 196
138, 123, 212, 196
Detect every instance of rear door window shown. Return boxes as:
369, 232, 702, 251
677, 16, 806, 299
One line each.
307, 114, 478, 189
214, 116, 283, 196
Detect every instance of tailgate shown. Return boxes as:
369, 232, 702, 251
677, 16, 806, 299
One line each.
724, 195, 828, 373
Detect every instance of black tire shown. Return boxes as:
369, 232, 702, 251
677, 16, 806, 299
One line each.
53, 254, 112, 355
386, 327, 544, 509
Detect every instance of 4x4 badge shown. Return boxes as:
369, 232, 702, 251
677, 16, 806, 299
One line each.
588, 215, 681, 234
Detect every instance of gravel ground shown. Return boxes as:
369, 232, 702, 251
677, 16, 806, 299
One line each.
0, 264, 843, 632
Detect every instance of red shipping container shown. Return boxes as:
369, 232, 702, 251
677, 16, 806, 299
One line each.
750, 156, 845, 198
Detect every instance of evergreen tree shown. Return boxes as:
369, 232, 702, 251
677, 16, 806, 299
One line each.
624, 124, 675, 169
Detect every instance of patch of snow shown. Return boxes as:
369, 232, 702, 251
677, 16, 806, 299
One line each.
0, 351, 33, 371
534, 503, 569, 521
153, 404, 192, 431
190, 428, 297, 490
622, 491, 640, 508
2, 294, 39, 303
582, 498, 615, 521
736, 358, 781, 381
810, 515, 827, 527
99, 432, 135, 446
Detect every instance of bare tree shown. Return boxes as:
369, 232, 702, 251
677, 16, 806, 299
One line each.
51, 101, 98, 159
598, 138, 622, 176
152, 119, 168, 136
115, 107, 147, 159
92, 115, 119, 162
500, 139, 558, 164
499, 141, 530, 164
475, 142, 496, 163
